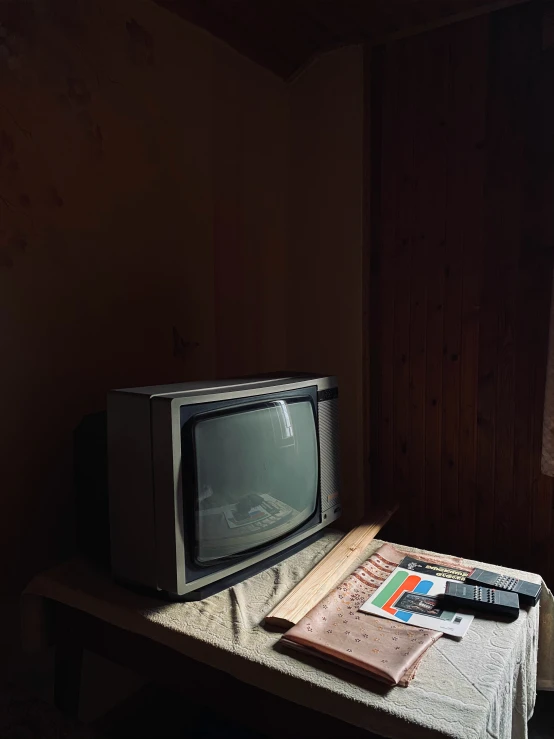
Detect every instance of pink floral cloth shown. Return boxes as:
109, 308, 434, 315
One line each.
282, 543, 466, 686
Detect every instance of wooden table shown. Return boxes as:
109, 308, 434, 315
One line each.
23, 534, 547, 739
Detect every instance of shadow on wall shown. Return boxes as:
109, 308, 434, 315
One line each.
0, 0, 288, 591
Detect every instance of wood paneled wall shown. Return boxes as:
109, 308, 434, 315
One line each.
370, 3, 554, 584
0, 0, 288, 592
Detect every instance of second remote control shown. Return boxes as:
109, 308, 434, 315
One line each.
442, 582, 520, 621
465, 568, 541, 607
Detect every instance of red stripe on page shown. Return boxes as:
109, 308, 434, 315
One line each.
382, 575, 422, 615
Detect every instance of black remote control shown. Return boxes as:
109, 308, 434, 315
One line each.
465, 568, 541, 607
442, 582, 520, 621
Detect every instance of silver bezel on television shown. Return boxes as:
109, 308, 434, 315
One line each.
108, 374, 340, 597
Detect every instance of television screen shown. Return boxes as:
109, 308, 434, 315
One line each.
194, 398, 318, 563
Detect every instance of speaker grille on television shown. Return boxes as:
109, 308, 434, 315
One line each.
318, 397, 340, 512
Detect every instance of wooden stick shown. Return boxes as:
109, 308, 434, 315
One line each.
264, 503, 398, 629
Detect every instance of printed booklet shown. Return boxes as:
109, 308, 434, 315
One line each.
359, 563, 474, 638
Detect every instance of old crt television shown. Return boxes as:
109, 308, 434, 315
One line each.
108, 373, 341, 599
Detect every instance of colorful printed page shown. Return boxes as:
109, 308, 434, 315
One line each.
359, 566, 474, 638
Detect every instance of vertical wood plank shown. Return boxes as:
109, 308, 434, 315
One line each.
455, 17, 489, 560
374, 42, 400, 515
368, 44, 384, 511
440, 26, 464, 556
408, 30, 447, 548
421, 34, 449, 551
529, 31, 554, 584
363, 44, 372, 512
514, 3, 543, 575
213, 53, 250, 379
488, 6, 532, 566
474, 19, 503, 565
406, 35, 429, 549
391, 37, 416, 543
529, 267, 554, 585
543, 41, 554, 588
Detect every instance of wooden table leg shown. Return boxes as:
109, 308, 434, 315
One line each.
54, 605, 83, 719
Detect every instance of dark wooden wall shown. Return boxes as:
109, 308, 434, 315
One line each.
0, 0, 289, 592
370, 2, 554, 585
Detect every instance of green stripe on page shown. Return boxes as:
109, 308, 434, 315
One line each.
371, 571, 409, 608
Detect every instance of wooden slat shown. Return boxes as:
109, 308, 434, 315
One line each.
473, 267, 497, 565
542, 41, 554, 587
373, 43, 399, 514
213, 55, 247, 378
513, 3, 542, 575
530, 282, 554, 586
364, 44, 376, 513
473, 17, 501, 564
421, 33, 449, 550
440, 25, 464, 556
489, 6, 531, 566
406, 28, 448, 548
391, 37, 416, 544
406, 35, 429, 549
530, 32, 554, 584
264, 504, 399, 629
455, 17, 489, 560
514, 284, 536, 574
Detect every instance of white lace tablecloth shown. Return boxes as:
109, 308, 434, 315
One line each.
22, 533, 553, 739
